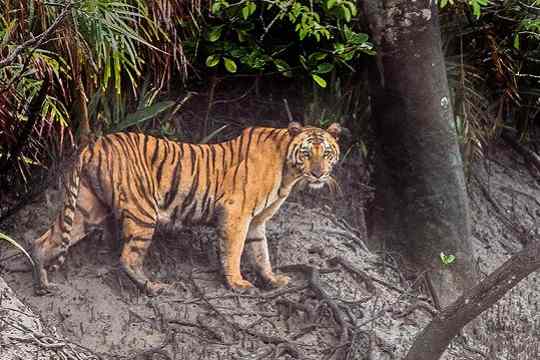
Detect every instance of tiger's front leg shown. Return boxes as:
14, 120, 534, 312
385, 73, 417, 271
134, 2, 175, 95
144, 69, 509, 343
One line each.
246, 220, 289, 287
217, 211, 254, 289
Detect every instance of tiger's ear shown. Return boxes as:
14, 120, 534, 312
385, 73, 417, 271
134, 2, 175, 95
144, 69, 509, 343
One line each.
288, 122, 303, 137
326, 122, 343, 140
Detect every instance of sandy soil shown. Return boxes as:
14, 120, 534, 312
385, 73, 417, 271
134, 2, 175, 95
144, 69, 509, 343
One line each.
1, 143, 539, 359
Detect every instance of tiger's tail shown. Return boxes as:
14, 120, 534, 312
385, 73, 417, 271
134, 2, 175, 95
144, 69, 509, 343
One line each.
30, 149, 86, 292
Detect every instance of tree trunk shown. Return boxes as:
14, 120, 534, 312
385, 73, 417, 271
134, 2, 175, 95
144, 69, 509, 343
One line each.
363, 0, 475, 307
405, 238, 540, 360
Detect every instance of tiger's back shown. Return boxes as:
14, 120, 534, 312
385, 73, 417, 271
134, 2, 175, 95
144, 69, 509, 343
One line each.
32, 123, 342, 295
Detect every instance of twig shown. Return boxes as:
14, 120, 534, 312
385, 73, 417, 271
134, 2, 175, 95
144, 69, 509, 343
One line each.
283, 98, 294, 122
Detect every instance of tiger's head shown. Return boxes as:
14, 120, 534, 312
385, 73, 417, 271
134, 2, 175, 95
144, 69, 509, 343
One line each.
286, 122, 342, 190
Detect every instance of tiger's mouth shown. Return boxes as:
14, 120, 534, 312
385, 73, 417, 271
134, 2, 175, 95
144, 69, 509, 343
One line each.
305, 175, 330, 189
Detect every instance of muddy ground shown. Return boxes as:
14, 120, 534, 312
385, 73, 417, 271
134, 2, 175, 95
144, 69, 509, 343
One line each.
1, 143, 540, 359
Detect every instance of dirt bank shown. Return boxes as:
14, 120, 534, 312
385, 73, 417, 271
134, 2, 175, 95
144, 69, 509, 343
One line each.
1, 143, 539, 359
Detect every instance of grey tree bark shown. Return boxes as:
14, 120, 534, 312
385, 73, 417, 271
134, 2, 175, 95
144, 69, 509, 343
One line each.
362, 0, 476, 308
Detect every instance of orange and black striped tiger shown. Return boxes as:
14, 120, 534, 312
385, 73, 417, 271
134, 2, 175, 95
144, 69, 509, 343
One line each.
31, 122, 342, 295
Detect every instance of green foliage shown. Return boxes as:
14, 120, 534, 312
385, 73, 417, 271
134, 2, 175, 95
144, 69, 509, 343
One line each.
438, 0, 490, 18
194, 0, 374, 87
0, 0, 191, 192
439, 252, 456, 266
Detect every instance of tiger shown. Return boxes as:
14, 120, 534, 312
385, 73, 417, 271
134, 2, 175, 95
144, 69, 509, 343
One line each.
30, 122, 342, 296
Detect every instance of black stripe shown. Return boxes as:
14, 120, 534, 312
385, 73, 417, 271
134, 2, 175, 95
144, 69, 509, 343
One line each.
186, 144, 195, 173
143, 134, 151, 164
262, 128, 278, 142
218, 143, 226, 171
246, 238, 264, 244
76, 204, 91, 218
197, 146, 209, 218
241, 128, 255, 210
256, 128, 266, 144
251, 195, 259, 216
209, 144, 216, 172
232, 133, 245, 191
156, 141, 168, 185
151, 136, 160, 165
163, 153, 182, 209
270, 129, 282, 141
123, 210, 156, 228
170, 205, 180, 228
64, 214, 73, 227
126, 134, 154, 196
227, 141, 234, 168
180, 147, 200, 220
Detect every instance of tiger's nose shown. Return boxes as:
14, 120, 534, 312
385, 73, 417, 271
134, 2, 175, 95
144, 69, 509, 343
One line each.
310, 169, 324, 179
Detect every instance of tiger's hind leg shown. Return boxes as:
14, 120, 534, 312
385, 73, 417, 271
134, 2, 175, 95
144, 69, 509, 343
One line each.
119, 214, 166, 296
33, 183, 111, 295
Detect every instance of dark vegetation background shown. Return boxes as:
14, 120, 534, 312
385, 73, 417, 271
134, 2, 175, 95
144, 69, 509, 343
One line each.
2, 0, 539, 211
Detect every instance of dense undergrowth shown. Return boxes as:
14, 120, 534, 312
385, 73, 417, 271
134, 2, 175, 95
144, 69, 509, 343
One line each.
1, 0, 540, 210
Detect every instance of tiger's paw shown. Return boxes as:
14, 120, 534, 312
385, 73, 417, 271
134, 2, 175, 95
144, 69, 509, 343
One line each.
267, 274, 290, 288
227, 278, 254, 290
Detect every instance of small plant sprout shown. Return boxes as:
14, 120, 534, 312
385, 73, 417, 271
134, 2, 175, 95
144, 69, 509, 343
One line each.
440, 252, 456, 266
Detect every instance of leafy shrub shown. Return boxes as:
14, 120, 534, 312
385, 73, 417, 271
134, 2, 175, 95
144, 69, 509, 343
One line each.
188, 0, 374, 88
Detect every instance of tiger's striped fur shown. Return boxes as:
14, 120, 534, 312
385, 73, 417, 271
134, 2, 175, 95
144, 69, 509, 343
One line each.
32, 122, 342, 295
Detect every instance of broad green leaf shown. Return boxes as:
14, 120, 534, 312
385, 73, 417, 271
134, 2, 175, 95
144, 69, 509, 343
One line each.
207, 25, 224, 42
309, 52, 328, 62
345, 1, 357, 16
273, 59, 290, 72
514, 34, 520, 49
351, 32, 369, 44
242, 5, 250, 19
115, 101, 175, 131
206, 55, 220, 67
249, 2, 256, 15
342, 6, 351, 22
224, 57, 237, 73
211, 2, 221, 13
327, 0, 337, 9
311, 74, 327, 88
316, 62, 334, 74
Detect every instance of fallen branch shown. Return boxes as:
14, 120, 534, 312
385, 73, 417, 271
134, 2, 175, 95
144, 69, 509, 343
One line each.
280, 264, 350, 343
404, 238, 540, 360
